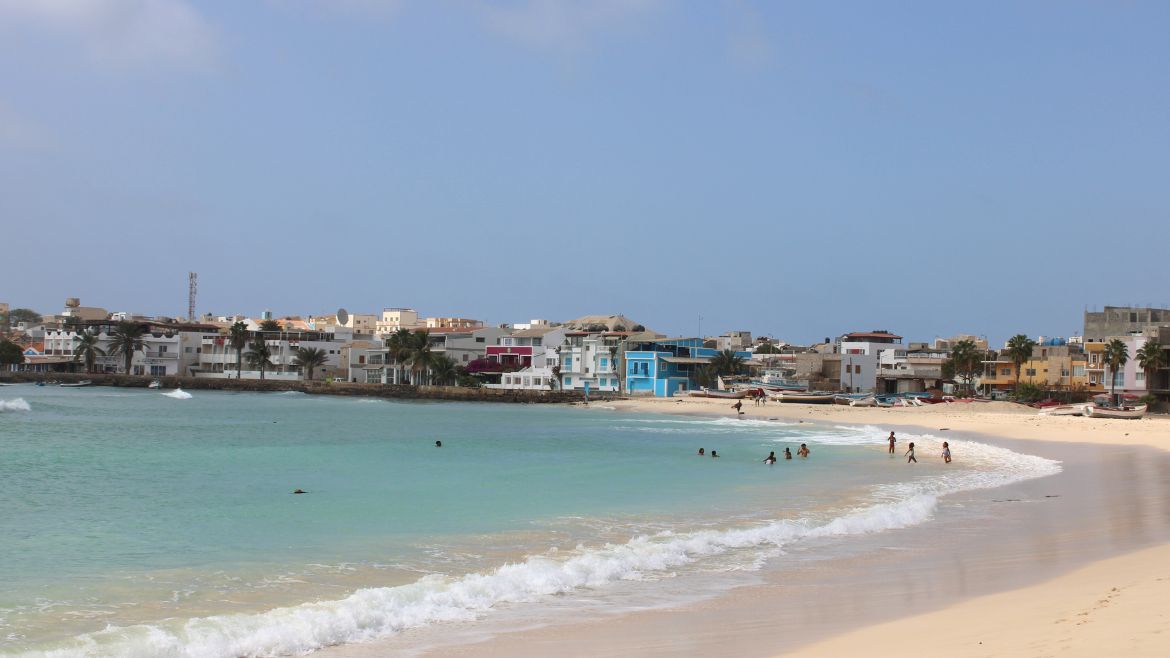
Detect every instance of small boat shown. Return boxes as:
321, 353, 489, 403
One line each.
833, 393, 870, 405
1040, 404, 1086, 417
850, 395, 877, 407
773, 392, 835, 404
148, 380, 161, 389
59, 381, 93, 387
687, 388, 751, 399
1084, 404, 1147, 420
0, 382, 15, 386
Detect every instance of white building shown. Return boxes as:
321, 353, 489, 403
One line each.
376, 308, 420, 335
837, 331, 903, 393
485, 326, 567, 391
557, 331, 623, 393
194, 329, 346, 380
42, 322, 212, 377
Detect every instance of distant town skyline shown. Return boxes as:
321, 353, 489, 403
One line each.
2, 2, 1167, 347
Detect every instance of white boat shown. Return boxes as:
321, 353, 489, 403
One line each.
59, 381, 93, 388
1040, 404, 1086, 417
772, 392, 835, 404
148, 380, 161, 389
1084, 404, 1147, 419
850, 396, 877, 407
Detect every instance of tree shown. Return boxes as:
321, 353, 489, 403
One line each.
607, 343, 624, 392
430, 355, 458, 386
694, 364, 718, 389
631, 324, 645, 332
386, 328, 415, 384
7, 308, 41, 326
404, 332, 435, 385
292, 346, 328, 381
710, 349, 745, 376
245, 338, 274, 380
106, 321, 146, 374
0, 339, 24, 367
72, 331, 105, 374
258, 319, 282, 332
229, 321, 249, 380
1104, 338, 1130, 404
945, 339, 984, 395
754, 343, 781, 354
1136, 340, 1166, 393
1005, 334, 1037, 389
612, 324, 627, 332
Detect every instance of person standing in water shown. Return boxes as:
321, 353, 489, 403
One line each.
698, 448, 705, 456
784, 447, 793, 460
798, 444, 810, 458
906, 441, 917, 463
764, 451, 777, 465
887, 431, 896, 454
941, 441, 951, 463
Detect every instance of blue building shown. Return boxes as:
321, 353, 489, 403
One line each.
624, 338, 752, 397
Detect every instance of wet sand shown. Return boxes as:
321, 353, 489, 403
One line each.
321, 400, 1170, 658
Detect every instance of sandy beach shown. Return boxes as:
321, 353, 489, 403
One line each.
362, 397, 1170, 658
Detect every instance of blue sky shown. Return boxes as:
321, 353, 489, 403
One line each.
1, 1, 1167, 345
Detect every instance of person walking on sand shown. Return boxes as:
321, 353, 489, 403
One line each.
764, 451, 777, 465
798, 444, 810, 458
906, 441, 917, 464
887, 431, 896, 454
941, 441, 951, 464
733, 400, 743, 415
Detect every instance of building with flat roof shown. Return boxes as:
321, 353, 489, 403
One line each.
1084, 306, 1170, 342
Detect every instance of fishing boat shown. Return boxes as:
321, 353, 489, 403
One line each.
833, 393, 870, 405
772, 392, 835, 404
850, 395, 877, 407
1039, 404, 1087, 417
59, 381, 93, 387
1084, 404, 1147, 419
148, 380, 161, 389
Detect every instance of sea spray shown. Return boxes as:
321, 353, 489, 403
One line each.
162, 389, 193, 400
0, 398, 31, 412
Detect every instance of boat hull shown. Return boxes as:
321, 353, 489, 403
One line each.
1084, 404, 1147, 419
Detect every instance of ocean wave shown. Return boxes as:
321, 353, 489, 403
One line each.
0, 398, 31, 412
162, 389, 193, 400
19, 438, 1059, 658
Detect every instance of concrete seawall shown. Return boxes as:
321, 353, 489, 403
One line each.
0, 372, 618, 404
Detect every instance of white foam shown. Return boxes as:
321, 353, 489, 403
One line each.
162, 389, 193, 400
0, 398, 31, 412
21, 435, 1059, 658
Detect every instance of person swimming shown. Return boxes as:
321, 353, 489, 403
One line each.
942, 441, 951, 463
698, 448, 705, 456
293, 489, 306, 494
798, 443, 810, 458
711, 450, 720, 458
784, 447, 793, 460
764, 451, 777, 465
435, 440, 442, 448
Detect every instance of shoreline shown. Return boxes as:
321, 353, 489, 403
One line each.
394, 397, 1170, 658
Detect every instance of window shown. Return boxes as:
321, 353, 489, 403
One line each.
600, 358, 608, 368
158, 345, 167, 354
366, 370, 381, 384
854, 365, 861, 374
1073, 366, 1085, 377
532, 338, 542, 346
599, 378, 607, 387
564, 377, 572, 386
564, 357, 572, 367
1000, 368, 1011, 376
1025, 369, 1036, 377
475, 337, 485, 343
1136, 372, 1145, 381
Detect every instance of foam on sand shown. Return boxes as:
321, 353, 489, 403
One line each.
0, 397, 31, 412
162, 389, 193, 400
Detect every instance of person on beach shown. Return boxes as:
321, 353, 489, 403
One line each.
798, 444, 810, 458
942, 441, 951, 463
733, 401, 743, 415
784, 447, 793, 460
906, 442, 917, 463
888, 431, 896, 454
711, 450, 720, 458
698, 448, 705, 456
764, 451, 777, 465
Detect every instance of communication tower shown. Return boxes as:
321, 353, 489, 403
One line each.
188, 272, 198, 322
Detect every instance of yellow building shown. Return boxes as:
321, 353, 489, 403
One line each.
981, 345, 1089, 393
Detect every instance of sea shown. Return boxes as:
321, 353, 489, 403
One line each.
0, 386, 1060, 657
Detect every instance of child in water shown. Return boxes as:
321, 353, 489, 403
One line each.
698, 448, 705, 456
711, 450, 720, 458
784, 447, 793, 460
798, 444, 810, 458
887, 431, 896, 454
764, 451, 777, 465
906, 442, 917, 463
942, 441, 951, 463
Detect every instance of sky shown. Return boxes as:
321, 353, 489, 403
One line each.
1, 1, 1167, 346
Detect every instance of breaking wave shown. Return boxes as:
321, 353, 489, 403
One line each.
162, 389, 193, 400
0, 398, 31, 412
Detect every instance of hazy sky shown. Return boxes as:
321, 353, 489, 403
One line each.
1, 1, 1167, 345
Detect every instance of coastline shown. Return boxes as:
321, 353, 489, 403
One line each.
387, 397, 1170, 658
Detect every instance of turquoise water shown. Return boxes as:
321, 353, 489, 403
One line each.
0, 387, 1059, 657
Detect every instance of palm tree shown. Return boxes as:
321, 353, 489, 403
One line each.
106, 321, 146, 374
1103, 338, 1130, 404
1005, 334, 1036, 389
607, 343, 624, 392
430, 355, 458, 386
245, 338, 274, 380
549, 364, 561, 390
292, 346, 328, 381
405, 332, 435, 385
386, 328, 415, 384
946, 339, 983, 395
71, 330, 105, 374
259, 319, 282, 332
1136, 340, 1164, 394
229, 321, 248, 380
710, 349, 745, 376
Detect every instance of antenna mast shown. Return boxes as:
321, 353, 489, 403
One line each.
188, 272, 198, 321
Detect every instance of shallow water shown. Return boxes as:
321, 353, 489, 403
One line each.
0, 386, 1059, 657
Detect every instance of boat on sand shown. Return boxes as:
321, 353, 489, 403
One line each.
1084, 404, 1147, 419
